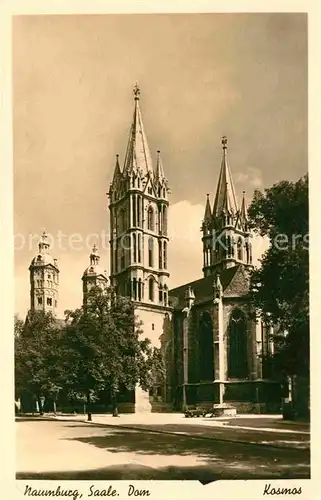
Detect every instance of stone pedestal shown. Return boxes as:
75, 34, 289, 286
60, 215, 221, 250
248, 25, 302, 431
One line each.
212, 403, 237, 417
135, 386, 152, 414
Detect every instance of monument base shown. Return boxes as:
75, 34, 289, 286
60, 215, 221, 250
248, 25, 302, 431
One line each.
212, 403, 237, 417
135, 386, 152, 414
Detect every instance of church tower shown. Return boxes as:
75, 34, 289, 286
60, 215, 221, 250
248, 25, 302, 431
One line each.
108, 84, 171, 352
82, 244, 108, 306
29, 231, 59, 316
108, 85, 170, 315
201, 136, 252, 277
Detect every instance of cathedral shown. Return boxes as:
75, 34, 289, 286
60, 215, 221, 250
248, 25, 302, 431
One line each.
28, 85, 281, 414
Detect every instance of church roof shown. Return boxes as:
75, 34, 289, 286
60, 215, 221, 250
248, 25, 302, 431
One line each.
213, 136, 239, 217
123, 84, 154, 176
169, 265, 242, 310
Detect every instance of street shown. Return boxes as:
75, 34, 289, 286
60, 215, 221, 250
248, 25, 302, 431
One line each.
16, 418, 310, 481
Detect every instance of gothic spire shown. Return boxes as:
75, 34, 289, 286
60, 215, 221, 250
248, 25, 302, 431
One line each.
123, 84, 154, 176
203, 193, 212, 221
155, 149, 166, 183
240, 190, 248, 221
213, 136, 238, 218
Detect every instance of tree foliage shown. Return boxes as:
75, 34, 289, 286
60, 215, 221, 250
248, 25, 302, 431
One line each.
15, 286, 164, 417
63, 286, 162, 416
248, 174, 309, 377
14, 310, 67, 412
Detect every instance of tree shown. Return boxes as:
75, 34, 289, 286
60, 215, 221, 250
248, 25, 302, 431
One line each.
248, 174, 309, 378
15, 310, 66, 414
63, 286, 163, 420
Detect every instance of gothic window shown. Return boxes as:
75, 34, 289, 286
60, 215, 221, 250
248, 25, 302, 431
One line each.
163, 205, 167, 235
226, 235, 232, 258
118, 209, 124, 233
37, 297, 42, 305
121, 248, 125, 269
163, 241, 167, 269
147, 206, 154, 231
133, 278, 137, 300
132, 195, 137, 226
228, 309, 248, 379
133, 234, 137, 263
237, 238, 243, 261
163, 188, 166, 198
138, 278, 142, 301
137, 196, 141, 227
138, 234, 142, 263
138, 178, 140, 189
159, 284, 163, 304
163, 291, 167, 306
199, 312, 214, 381
158, 240, 162, 269
148, 237, 154, 267
47, 297, 52, 306
148, 278, 154, 301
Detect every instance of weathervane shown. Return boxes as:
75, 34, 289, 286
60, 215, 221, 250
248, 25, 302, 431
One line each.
222, 136, 228, 150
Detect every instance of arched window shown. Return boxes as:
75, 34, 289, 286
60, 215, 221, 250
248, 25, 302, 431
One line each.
237, 238, 243, 261
148, 237, 154, 267
133, 233, 137, 263
199, 312, 214, 381
148, 278, 154, 301
132, 195, 137, 226
163, 241, 167, 269
158, 241, 162, 269
120, 209, 126, 232
159, 284, 163, 304
138, 278, 142, 301
228, 309, 248, 379
147, 206, 154, 231
163, 205, 167, 235
133, 278, 137, 300
120, 248, 125, 269
138, 233, 141, 263
137, 196, 141, 227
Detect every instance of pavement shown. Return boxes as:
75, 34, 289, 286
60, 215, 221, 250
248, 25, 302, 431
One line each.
16, 417, 310, 481
22, 412, 310, 450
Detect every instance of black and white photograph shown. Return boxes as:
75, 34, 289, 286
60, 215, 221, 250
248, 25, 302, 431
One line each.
2, 3, 317, 498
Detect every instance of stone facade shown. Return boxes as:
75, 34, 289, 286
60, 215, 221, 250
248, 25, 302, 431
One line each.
106, 88, 281, 414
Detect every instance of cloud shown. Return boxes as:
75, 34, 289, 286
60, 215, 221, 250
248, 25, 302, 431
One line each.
169, 201, 204, 287
235, 167, 263, 189
15, 200, 270, 319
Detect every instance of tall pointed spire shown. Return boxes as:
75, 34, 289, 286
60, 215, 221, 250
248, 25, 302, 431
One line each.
155, 149, 166, 182
213, 136, 238, 217
111, 154, 121, 184
123, 84, 154, 176
240, 191, 248, 221
203, 193, 212, 221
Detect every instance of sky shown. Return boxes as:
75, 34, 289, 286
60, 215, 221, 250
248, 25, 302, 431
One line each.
13, 13, 308, 318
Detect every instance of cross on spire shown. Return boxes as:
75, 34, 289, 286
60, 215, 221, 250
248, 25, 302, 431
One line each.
133, 83, 140, 100
222, 135, 228, 150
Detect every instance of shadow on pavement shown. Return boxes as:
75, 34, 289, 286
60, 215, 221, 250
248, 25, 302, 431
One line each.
16, 462, 310, 482
60, 426, 310, 480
